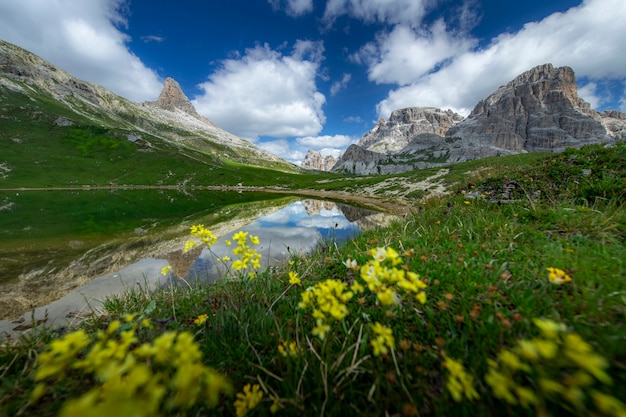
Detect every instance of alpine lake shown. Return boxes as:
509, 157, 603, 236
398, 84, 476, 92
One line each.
0, 189, 396, 337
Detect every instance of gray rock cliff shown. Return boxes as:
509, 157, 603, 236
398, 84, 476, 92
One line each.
359, 107, 464, 153
446, 63, 611, 152
145, 77, 216, 126
301, 149, 337, 171
333, 64, 623, 175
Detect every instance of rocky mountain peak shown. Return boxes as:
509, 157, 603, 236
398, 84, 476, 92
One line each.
333, 63, 625, 175
301, 149, 337, 171
447, 63, 610, 152
358, 107, 464, 153
147, 77, 216, 126
476, 63, 592, 118
155, 77, 196, 114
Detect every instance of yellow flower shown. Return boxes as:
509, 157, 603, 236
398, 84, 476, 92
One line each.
183, 240, 197, 253
370, 322, 394, 356
194, 314, 209, 326
233, 231, 248, 245
443, 357, 479, 402
485, 367, 517, 405
278, 341, 299, 357
533, 318, 567, 339
499, 350, 529, 372
288, 271, 301, 285
234, 384, 263, 417
190, 224, 218, 247
546, 267, 572, 284
376, 287, 398, 306
250, 235, 260, 245
312, 319, 331, 340
591, 391, 626, 417
415, 291, 427, 304
350, 281, 365, 293
270, 397, 281, 413
161, 265, 173, 276
34, 325, 232, 415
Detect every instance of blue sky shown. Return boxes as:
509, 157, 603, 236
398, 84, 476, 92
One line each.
1, 0, 624, 165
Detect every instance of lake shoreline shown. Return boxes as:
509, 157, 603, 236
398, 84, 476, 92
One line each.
0, 185, 413, 215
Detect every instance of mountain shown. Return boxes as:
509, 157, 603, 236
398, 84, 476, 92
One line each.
0, 39, 297, 187
359, 107, 464, 154
333, 64, 626, 175
301, 149, 337, 171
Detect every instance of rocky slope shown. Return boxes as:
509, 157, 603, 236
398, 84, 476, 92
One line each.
0, 39, 294, 171
301, 149, 337, 171
360, 107, 464, 153
333, 64, 626, 175
446, 64, 611, 152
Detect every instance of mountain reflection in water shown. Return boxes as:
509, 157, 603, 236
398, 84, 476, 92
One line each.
184, 200, 380, 283
0, 199, 395, 338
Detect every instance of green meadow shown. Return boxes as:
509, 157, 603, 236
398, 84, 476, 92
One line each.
1, 142, 625, 416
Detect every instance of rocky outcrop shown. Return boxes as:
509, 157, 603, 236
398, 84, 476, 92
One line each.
301, 149, 337, 171
154, 77, 197, 114
145, 77, 216, 126
359, 107, 463, 153
600, 110, 626, 140
144, 77, 215, 126
446, 63, 611, 152
334, 64, 622, 175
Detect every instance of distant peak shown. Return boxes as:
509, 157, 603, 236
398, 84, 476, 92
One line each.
155, 77, 196, 114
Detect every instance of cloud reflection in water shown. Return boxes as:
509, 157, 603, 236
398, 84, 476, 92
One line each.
186, 200, 370, 283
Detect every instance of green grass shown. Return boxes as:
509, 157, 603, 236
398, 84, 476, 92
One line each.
1, 143, 624, 416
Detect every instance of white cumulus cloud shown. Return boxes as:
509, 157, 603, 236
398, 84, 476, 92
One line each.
0, 0, 162, 102
193, 41, 326, 141
373, 0, 626, 118
296, 134, 356, 150
351, 20, 475, 86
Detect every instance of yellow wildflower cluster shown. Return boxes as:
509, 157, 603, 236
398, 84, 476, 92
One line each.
234, 383, 263, 417
230, 231, 262, 271
288, 271, 302, 285
485, 318, 625, 415
357, 247, 427, 306
278, 340, 300, 357
299, 246, 427, 359
194, 313, 209, 326
547, 267, 572, 284
184, 226, 262, 276
184, 224, 218, 252
370, 322, 395, 357
299, 279, 354, 340
32, 317, 232, 417
443, 357, 479, 402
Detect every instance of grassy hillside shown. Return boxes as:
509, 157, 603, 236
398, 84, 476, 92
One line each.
1, 142, 624, 416
0, 84, 305, 188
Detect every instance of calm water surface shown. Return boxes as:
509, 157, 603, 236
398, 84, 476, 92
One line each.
0, 190, 395, 337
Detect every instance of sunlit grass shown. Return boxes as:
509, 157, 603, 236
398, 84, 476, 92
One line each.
1, 143, 625, 416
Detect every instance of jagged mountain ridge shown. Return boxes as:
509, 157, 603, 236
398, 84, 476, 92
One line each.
360, 107, 464, 154
0, 39, 295, 173
332, 64, 626, 175
301, 149, 337, 171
